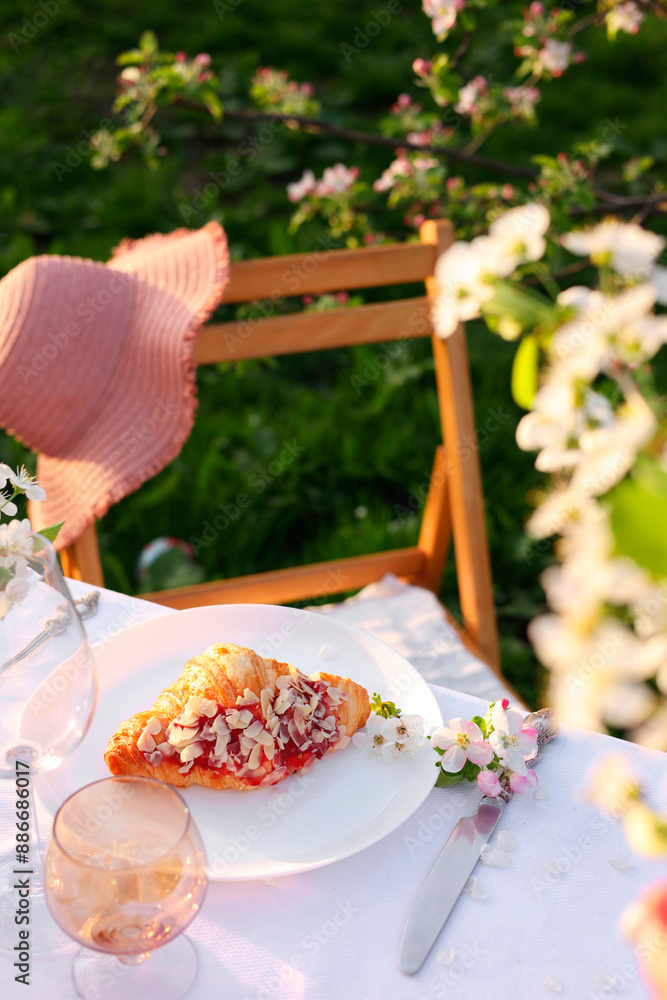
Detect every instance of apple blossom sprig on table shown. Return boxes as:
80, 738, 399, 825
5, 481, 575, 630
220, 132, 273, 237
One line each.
431, 699, 539, 797
0, 465, 61, 619
0, 464, 46, 519
353, 692, 426, 764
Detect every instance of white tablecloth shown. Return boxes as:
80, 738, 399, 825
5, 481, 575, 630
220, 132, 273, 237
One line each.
2, 581, 666, 999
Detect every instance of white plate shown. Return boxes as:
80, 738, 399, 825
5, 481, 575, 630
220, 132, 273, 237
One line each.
39, 604, 442, 880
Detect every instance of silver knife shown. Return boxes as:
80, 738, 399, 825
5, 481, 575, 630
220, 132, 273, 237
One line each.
400, 707, 559, 974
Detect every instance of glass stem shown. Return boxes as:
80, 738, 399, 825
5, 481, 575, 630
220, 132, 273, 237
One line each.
119, 952, 150, 966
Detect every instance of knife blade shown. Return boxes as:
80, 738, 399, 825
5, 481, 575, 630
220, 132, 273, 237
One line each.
400, 707, 559, 975
400, 794, 504, 974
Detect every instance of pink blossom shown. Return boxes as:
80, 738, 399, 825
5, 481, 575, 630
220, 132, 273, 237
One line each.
509, 768, 538, 794
174, 51, 187, 63
413, 58, 434, 78
373, 155, 412, 193
489, 701, 538, 776
423, 0, 465, 37
432, 718, 494, 773
287, 168, 316, 202
504, 84, 540, 116
194, 53, 211, 68
315, 163, 359, 196
478, 769, 503, 797
538, 38, 572, 76
455, 76, 488, 115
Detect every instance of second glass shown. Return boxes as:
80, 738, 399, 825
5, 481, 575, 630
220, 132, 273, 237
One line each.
44, 776, 208, 1000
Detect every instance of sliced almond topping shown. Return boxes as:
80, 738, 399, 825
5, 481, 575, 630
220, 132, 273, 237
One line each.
184, 695, 203, 716
276, 675, 292, 690
214, 733, 230, 757
198, 698, 218, 717
137, 730, 156, 753
180, 742, 205, 763
254, 729, 274, 748
274, 689, 294, 715
326, 686, 346, 705
293, 711, 307, 735
260, 766, 287, 786
179, 760, 194, 774
145, 717, 162, 735
237, 688, 260, 706
157, 741, 175, 756
211, 715, 230, 736
168, 725, 200, 747
148, 750, 164, 767
247, 743, 263, 770
244, 720, 264, 739
260, 688, 273, 715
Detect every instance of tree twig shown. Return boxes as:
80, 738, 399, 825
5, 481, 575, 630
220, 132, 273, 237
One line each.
220, 107, 538, 179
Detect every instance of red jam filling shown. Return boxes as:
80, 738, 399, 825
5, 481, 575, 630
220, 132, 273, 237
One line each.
159, 673, 348, 788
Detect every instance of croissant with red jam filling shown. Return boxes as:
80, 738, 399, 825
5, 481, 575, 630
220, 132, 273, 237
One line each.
104, 643, 370, 790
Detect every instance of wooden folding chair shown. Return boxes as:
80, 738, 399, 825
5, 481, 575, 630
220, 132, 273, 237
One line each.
60, 220, 501, 673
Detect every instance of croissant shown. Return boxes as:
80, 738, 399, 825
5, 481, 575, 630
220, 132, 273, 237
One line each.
104, 643, 370, 790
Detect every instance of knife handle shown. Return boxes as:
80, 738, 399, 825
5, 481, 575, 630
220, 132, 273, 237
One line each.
524, 706, 559, 766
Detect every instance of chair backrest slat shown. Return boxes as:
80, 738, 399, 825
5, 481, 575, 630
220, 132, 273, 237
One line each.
59, 219, 501, 672
195, 296, 432, 365
222, 241, 436, 303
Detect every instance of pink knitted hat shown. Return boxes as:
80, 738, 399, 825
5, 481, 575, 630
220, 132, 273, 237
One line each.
0, 221, 229, 549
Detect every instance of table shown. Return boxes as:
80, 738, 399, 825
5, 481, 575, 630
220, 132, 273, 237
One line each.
2, 580, 666, 999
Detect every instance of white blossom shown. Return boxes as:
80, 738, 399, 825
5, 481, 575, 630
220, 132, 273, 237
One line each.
488, 202, 550, 270
0, 572, 30, 620
287, 169, 316, 203
538, 39, 572, 76
433, 238, 500, 337
606, 2, 644, 36
562, 220, 665, 277
423, 0, 463, 37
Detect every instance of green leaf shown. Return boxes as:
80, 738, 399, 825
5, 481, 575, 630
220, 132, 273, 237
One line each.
139, 31, 158, 57
202, 90, 224, 122
116, 49, 144, 66
0, 566, 11, 585
471, 715, 487, 736
34, 521, 64, 545
484, 282, 555, 327
370, 692, 402, 718
511, 334, 539, 410
608, 463, 667, 577
435, 768, 466, 788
